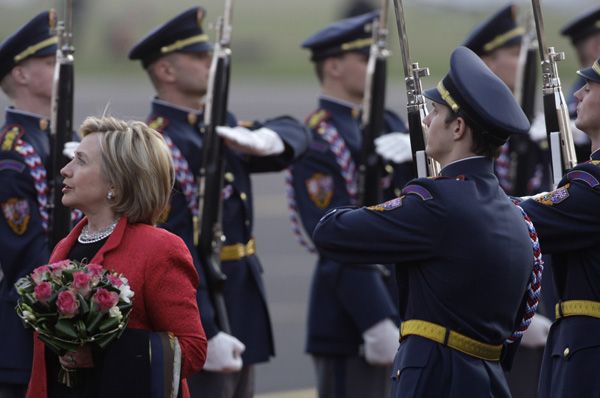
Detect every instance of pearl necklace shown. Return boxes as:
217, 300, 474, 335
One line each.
78, 221, 118, 244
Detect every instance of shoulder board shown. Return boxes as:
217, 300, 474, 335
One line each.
0, 125, 24, 152
566, 169, 600, 188
586, 160, 600, 167
147, 116, 169, 133
401, 184, 433, 201
305, 110, 331, 130
0, 158, 26, 173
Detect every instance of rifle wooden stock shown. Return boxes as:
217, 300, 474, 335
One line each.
359, 5, 389, 207
48, 4, 74, 248
197, 5, 233, 334
531, 0, 577, 186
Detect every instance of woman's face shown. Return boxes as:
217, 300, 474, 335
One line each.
60, 133, 112, 214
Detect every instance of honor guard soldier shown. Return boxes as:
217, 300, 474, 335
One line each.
519, 58, 600, 398
463, 5, 554, 397
288, 11, 413, 398
313, 47, 541, 398
0, 12, 57, 398
129, 7, 310, 398
463, 3, 551, 197
560, 5, 600, 161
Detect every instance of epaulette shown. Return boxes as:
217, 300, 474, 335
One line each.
147, 116, 169, 133
305, 110, 331, 130
401, 183, 433, 201
587, 160, 600, 167
566, 169, 600, 188
367, 182, 434, 212
0, 125, 24, 152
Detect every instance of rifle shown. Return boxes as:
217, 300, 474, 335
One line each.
392, 0, 440, 178
531, 0, 577, 186
358, 0, 389, 206
511, 10, 539, 195
197, 0, 234, 334
48, 1, 74, 248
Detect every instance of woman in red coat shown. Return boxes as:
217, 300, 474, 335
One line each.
26, 117, 207, 398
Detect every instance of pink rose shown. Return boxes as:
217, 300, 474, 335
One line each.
72, 271, 92, 297
92, 288, 119, 313
31, 265, 50, 284
86, 264, 104, 277
106, 274, 123, 288
56, 290, 80, 318
34, 282, 53, 302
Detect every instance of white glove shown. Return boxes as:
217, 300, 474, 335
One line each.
62, 141, 79, 159
362, 318, 399, 366
520, 314, 552, 348
374, 133, 412, 163
216, 126, 285, 156
203, 332, 246, 372
528, 114, 548, 142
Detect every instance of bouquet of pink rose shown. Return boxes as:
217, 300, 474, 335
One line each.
14, 260, 134, 354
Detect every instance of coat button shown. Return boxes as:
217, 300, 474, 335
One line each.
396, 369, 400, 377
224, 172, 234, 183
563, 347, 570, 357
240, 192, 247, 201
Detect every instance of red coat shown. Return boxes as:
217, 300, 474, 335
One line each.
26, 216, 207, 398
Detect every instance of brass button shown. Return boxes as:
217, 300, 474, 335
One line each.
396, 369, 400, 377
187, 113, 198, 125
563, 347, 570, 357
240, 192, 247, 201
225, 172, 234, 183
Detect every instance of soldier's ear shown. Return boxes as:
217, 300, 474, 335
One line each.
452, 116, 468, 141
10, 65, 28, 85
150, 58, 177, 84
324, 57, 342, 79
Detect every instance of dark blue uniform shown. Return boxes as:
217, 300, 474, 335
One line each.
295, 11, 415, 396
289, 96, 410, 357
520, 151, 600, 397
313, 157, 533, 397
0, 109, 52, 386
147, 99, 309, 364
0, 11, 58, 390
129, 7, 311, 374
519, 58, 600, 397
313, 46, 537, 397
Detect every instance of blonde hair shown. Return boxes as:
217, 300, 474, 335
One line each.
79, 116, 174, 225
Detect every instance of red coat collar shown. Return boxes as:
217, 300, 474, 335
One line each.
50, 215, 129, 264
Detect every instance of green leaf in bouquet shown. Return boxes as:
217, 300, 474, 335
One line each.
37, 333, 78, 355
77, 293, 90, 314
55, 319, 78, 339
93, 324, 126, 349
74, 319, 88, 339
85, 310, 104, 335
98, 316, 120, 332
117, 302, 133, 314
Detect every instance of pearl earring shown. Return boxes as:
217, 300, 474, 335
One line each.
107, 191, 114, 200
